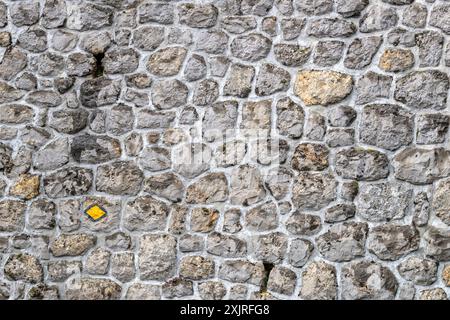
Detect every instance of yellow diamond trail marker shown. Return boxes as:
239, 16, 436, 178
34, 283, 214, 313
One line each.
85, 204, 107, 221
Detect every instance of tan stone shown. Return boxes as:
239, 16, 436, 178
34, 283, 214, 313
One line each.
443, 264, 450, 286
190, 207, 219, 232
379, 49, 414, 72
10, 174, 40, 200
294, 70, 353, 105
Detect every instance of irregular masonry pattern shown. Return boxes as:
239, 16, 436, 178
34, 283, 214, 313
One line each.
0, 0, 450, 300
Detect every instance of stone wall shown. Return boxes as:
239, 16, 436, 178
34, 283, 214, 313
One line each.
0, 0, 450, 300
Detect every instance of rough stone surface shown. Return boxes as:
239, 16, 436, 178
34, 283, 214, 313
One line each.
0, 0, 448, 301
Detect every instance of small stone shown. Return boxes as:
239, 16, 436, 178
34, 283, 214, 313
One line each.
416, 114, 449, 145
292, 171, 337, 210
103, 47, 139, 74
442, 265, 450, 286
397, 282, 415, 300
267, 266, 297, 296
229, 285, 248, 300
42, 0, 66, 28
0, 104, 33, 124
245, 201, 278, 232
335, 147, 389, 181
288, 238, 313, 267
356, 182, 413, 222
276, 97, 304, 139
379, 48, 414, 72
300, 261, 337, 300
344, 36, 382, 69
52, 30, 78, 52
80, 77, 120, 108
192, 79, 219, 106
138, 2, 174, 24
394, 70, 449, 110
294, 70, 353, 106
416, 31, 444, 67
231, 33, 272, 62
136, 110, 175, 129
355, 72, 392, 105
43, 167, 93, 198
105, 232, 132, 252
413, 192, 429, 227
195, 30, 228, 54
209, 56, 230, 77
180, 234, 204, 253
71, 134, 121, 164
139, 234, 176, 281
57, 199, 81, 232
218, 260, 265, 285
221, 16, 257, 34
223, 209, 243, 234
85, 248, 111, 275
0, 47, 27, 81
15, 73, 37, 91
325, 203, 356, 223
367, 224, 420, 261
4, 254, 43, 283
133, 26, 164, 51
144, 173, 184, 202
207, 232, 247, 258
336, 0, 369, 17
111, 252, 135, 282
66, 53, 96, 76
419, 288, 448, 300
432, 178, 450, 225
286, 211, 321, 236
307, 18, 356, 38
251, 232, 288, 264
162, 278, 193, 298
54, 76, 75, 93
66, 3, 113, 31
48, 261, 82, 282
292, 143, 329, 171
147, 47, 187, 77
124, 196, 169, 232
387, 27, 415, 47
265, 167, 292, 200
393, 147, 450, 184
81, 31, 111, 55
180, 256, 215, 280
241, 100, 272, 130
316, 222, 368, 262
341, 260, 398, 300
65, 278, 121, 300
281, 18, 304, 40
223, 64, 255, 98
198, 281, 226, 300
50, 234, 96, 257
274, 44, 311, 67
0, 32, 10, 47
178, 3, 218, 28
262, 16, 278, 37
125, 283, 161, 300
10, 2, 40, 26
10, 174, 40, 200
359, 5, 398, 33
96, 161, 143, 196
313, 40, 345, 67
184, 54, 206, 82
326, 128, 354, 147
190, 207, 219, 233
173, 143, 211, 178
186, 173, 228, 204
230, 165, 266, 206
430, 3, 450, 35
49, 109, 88, 134
152, 79, 188, 109
402, 3, 427, 28
397, 257, 438, 285
255, 63, 290, 96
359, 104, 413, 151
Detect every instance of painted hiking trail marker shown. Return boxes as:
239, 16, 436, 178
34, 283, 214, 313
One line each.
85, 204, 107, 221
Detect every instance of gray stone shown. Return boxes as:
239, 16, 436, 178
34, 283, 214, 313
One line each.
255, 64, 290, 96
206, 232, 247, 258
4, 254, 43, 283
281, 18, 305, 40
335, 147, 389, 181
124, 196, 169, 232
276, 97, 304, 139
0, 47, 27, 81
162, 279, 193, 298
133, 26, 164, 51
184, 54, 206, 82
231, 33, 272, 62
111, 252, 135, 282
48, 260, 82, 282
267, 266, 297, 296
43, 167, 92, 198
186, 173, 228, 204
355, 72, 392, 105
198, 281, 226, 300
231, 165, 266, 206
306, 18, 356, 38
325, 203, 356, 223
316, 222, 368, 262
245, 201, 278, 232
251, 232, 288, 264
66, 53, 96, 76
424, 227, 450, 261
430, 3, 450, 35
397, 257, 438, 286
274, 44, 311, 67
300, 261, 337, 300
432, 178, 450, 225
96, 161, 143, 196
393, 147, 450, 184
138, 2, 173, 24
341, 260, 398, 300
286, 212, 321, 236
356, 182, 413, 222
139, 234, 177, 281
288, 238, 313, 267
336, 0, 369, 17
218, 260, 265, 285
10, 2, 40, 26
313, 40, 345, 67
65, 278, 121, 300
221, 16, 257, 34
292, 171, 337, 210
195, 30, 228, 54
368, 224, 420, 261
103, 47, 139, 74
152, 79, 188, 109
180, 234, 204, 253
85, 248, 110, 275
49, 109, 88, 134
178, 3, 218, 28
223, 64, 255, 98
359, 5, 398, 33
0, 200, 26, 232
416, 114, 449, 145
126, 283, 160, 300
71, 134, 121, 164
416, 31, 442, 65
144, 173, 184, 202
179, 256, 215, 280
50, 234, 96, 257
344, 36, 382, 69
413, 192, 429, 227
80, 78, 120, 108
394, 70, 449, 110
42, 0, 67, 28
192, 79, 219, 106
66, 3, 113, 31
28, 199, 56, 230
190, 207, 219, 233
